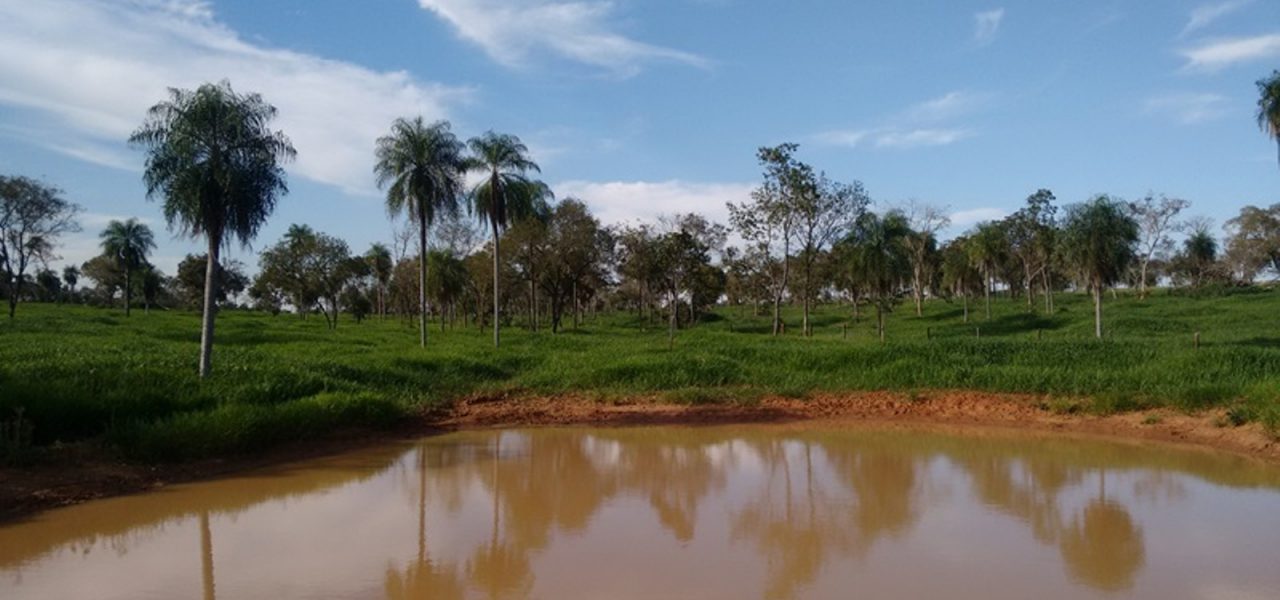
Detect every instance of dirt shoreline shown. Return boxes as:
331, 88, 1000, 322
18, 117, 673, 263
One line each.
3, 390, 1278, 522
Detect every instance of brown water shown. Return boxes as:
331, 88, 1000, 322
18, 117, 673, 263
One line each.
3, 425, 1280, 599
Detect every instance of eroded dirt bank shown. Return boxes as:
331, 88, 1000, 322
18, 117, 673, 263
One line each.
3, 390, 1278, 521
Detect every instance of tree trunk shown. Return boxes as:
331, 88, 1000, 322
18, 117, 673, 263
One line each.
1138, 260, 1148, 299
198, 238, 221, 378
984, 271, 992, 321
913, 264, 924, 317
573, 279, 579, 329
200, 511, 215, 600
668, 288, 677, 348
774, 239, 790, 336
492, 221, 500, 348
877, 306, 885, 344
1093, 282, 1103, 340
418, 212, 429, 348
963, 291, 969, 323
124, 268, 132, 317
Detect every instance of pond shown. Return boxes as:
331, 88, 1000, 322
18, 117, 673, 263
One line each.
3, 425, 1280, 599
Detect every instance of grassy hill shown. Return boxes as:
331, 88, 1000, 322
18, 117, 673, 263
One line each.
2, 288, 1278, 461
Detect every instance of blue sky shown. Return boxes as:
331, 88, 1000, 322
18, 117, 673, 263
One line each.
1, 0, 1277, 275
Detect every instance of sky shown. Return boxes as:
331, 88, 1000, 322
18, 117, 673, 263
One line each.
1, 0, 1278, 276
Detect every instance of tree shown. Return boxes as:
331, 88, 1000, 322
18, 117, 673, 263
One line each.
35, 268, 61, 302
466, 131, 550, 348
792, 174, 868, 333
729, 143, 810, 336
1059, 195, 1139, 339
80, 254, 125, 305
374, 117, 466, 346
61, 265, 79, 302
130, 80, 295, 377
968, 221, 1008, 320
0, 175, 81, 318
1126, 194, 1189, 298
654, 214, 724, 346
365, 243, 394, 319
1224, 204, 1280, 281
844, 210, 912, 342
1005, 189, 1058, 311
98, 218, 156, 316
1172, 218, 1219, 288
1258, 70, 1280, 167
901, 200, 949, 317
425, 250, 469, 329
940, 236, 982, 323
175, 254, 247, 309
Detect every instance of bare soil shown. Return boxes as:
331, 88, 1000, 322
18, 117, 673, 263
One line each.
3, 390, 1278, 522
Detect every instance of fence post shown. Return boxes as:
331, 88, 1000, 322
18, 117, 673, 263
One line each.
975, 327, 980, 339
842, 323, 848, 340
1194, 331, 1200, 350
926, 327, 931, 340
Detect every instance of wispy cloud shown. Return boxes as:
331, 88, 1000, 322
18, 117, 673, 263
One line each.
1144, 92, 1229, 124
1182, 0, 1254, 36
554, 180, 752, 226
0, 0, 469, 195
875, 129, 972, 149
950, 207, 1007, 229
811, 90, 984, 150
417, 0, 709, 76
973, 9, 1005, 46
1180, 33, 1280, 71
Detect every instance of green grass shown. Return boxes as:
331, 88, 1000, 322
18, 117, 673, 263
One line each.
2, 288, 1279, 461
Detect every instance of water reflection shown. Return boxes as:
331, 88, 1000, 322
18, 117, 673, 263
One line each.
3, 426, 1280, 599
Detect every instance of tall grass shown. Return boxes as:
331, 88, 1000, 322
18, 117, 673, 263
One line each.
2, 288, 1278, 460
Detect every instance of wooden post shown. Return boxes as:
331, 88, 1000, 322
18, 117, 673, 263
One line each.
842, 323, 848, 339
1037, 329, 1043, 341
926, 327, 931, 340
975, 327, 980, 339
1194, 331, 1200, 350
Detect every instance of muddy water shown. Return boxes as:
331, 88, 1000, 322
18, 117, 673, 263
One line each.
4, 426, 1280, 599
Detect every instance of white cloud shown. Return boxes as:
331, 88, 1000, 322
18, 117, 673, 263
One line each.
1180, 33, 1280, 71
0, 0, 469, 195
875, 129, 972, 149
949, 207, 1007, 229
1182, 0, 1254, 36
417, 0, 709, 76
904, 91, 992, 122
973, 9, 1005, 46
809, 129, 872, 148
1144, 92, 1229, 124
553, 180, 753, 227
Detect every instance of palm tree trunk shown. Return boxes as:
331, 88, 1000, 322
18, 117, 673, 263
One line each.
418, 213, 430, 347
984, 271, 993, 320
124, 268, 132, 317
492, 221, 500, 348
1093, 282, 1103, 340
198, 239, 221, 378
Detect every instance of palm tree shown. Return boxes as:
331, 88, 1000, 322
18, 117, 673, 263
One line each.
1258, 70, 1280, 167
466, 131, 551, 348
968, 221, 1007, 320
130, 80, 295, 377
61, 265, 79, 303
374, 117, 466, 347
99, 218, 155, 316
1059, 195, 1138, 339
846, 210, 912, 342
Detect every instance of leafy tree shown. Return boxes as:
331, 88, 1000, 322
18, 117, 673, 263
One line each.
466, 131, 550, 347
729, 143, 809, 336
1059, 195, 1139, 339
1258, 70, 1280, 167
968, 221, 1008, 320
1126, 194, 1189, 298
791, 174, 868, 333
138, 265, 168, 313
35, 268, 61, 302
365, 243, 394, 319
844, 210, 912, 342
1005, 189, 1058, 311
425, 250, 469, 329
653, 214, 724, 345
130, 80, 295, 377
98, 218, 156, 316
256, 225, 356, 328
504, 197, 553, 331
0, 175, 81, 318
175, 254, 247, 309
901, 200, 949, 317
80, 254, 125, 305
1224, 204, 1280, 282
374, 117, 466, 346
